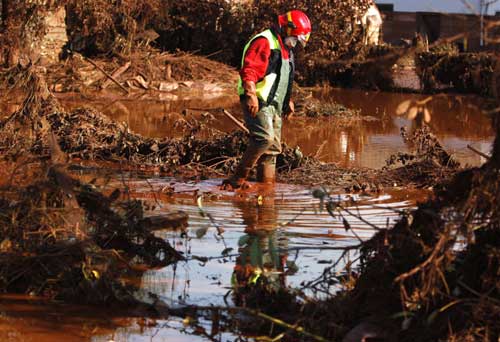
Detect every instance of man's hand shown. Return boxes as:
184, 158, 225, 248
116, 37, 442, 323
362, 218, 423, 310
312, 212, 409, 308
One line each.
284, 100, 295, 120
246, 94, 259, 116
242, 81, 259, 117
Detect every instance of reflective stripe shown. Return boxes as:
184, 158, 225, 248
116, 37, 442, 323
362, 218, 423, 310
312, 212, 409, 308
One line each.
286, 11, 293, 36
238, 29, 282, 103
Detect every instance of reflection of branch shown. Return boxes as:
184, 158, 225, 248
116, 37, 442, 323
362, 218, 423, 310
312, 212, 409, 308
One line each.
196, 196, 228, 248
188, 245, 360, 263
158, 302, 333, 342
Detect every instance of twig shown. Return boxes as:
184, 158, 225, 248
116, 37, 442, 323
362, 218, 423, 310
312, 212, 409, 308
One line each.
163, 303, 334, 342
394, 232, 449, 283
222, 109, 249, 134
314, 140, 328, 159
457, 280, 500, 306
467, 144, 491, 160
80, 55, 129, 94
101, 61, 131, 89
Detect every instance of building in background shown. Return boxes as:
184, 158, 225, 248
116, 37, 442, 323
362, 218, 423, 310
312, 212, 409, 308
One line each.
376, 0, 500, 14
376, 2, 500, 50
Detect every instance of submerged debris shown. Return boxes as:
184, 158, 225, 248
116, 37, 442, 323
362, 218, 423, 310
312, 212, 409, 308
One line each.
0, 158, 184, 303
379, 126, 460, 188
295, 96, 363, 119
0, 66, 185, 303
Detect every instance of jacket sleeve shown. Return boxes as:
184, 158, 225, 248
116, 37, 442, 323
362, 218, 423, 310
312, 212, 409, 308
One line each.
240, 37, 271, 83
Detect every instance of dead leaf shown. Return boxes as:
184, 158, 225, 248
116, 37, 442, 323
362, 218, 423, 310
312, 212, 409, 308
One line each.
424, 108, 431, 123
396, 100, 411, 115
134, 75, 149, 89
407, 106, 419, 120
195, 226, 209, 239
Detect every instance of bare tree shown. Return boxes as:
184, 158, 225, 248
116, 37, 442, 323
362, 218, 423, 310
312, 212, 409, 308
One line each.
461, 0, 500, 46
479, 0, 500, 45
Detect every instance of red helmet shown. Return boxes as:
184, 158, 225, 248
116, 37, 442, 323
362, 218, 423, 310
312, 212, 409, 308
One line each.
278, 10, 311, 47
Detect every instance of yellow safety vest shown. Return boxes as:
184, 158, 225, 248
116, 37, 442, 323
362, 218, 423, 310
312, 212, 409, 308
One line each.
238, 29, 292, 108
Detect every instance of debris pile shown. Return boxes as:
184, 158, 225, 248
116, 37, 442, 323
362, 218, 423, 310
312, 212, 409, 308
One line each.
416, 52, 497, 96
60, 0, 377, 87
299, 45, 400, 89
380, 126, 460, 188
337, 118, 500, 341
0, 154, 184, 303
0, 66, 185, 303
44, 49, 238, 94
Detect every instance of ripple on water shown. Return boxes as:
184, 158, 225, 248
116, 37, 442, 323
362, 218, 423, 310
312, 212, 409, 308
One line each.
114, 176, 420, 309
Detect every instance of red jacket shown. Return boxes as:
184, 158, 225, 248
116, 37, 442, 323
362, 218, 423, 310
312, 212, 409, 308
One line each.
240, 35, 290, 83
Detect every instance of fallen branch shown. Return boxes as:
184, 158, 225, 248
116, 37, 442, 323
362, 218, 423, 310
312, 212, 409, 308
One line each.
467, 144, 491, 160
101, 61, 131, 89
157, 303, 333, 342
81, 55, 129, 94
222, 109, 249, 134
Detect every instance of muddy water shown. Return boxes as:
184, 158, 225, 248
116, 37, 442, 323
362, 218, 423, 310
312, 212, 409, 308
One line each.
295, 88, 494, 168
0, 172, 427, 341
52, 89, 496, 168
0, 88, 493, 340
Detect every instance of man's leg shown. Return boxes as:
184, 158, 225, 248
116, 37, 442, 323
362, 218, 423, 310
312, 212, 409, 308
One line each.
223, 105, 276, 188
256, 107, 281, 183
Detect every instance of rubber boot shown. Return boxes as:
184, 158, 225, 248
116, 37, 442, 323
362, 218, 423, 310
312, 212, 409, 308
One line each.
221, 164, 252, 190
257, 158, 276, 184
221, 144, 262, 190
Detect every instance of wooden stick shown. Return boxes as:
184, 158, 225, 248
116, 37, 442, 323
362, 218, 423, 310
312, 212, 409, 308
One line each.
467, 144, 491, 160
81, 55, 129, 94
102, 61, 131, 89
222, 109, 249, 134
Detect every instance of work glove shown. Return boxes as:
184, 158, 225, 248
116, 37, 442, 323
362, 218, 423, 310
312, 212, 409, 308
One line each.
242, 81, 259, 117
284, 100, 295, 119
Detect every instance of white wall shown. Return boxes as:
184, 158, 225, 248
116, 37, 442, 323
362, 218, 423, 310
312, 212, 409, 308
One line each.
376, 0, 500, 14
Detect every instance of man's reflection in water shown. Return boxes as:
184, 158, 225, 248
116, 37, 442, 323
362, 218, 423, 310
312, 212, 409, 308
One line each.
231, 192, 290, 307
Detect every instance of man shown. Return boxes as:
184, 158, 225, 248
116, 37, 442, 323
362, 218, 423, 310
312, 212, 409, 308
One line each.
361, 1, 382, 46
223, 10, 311, 189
